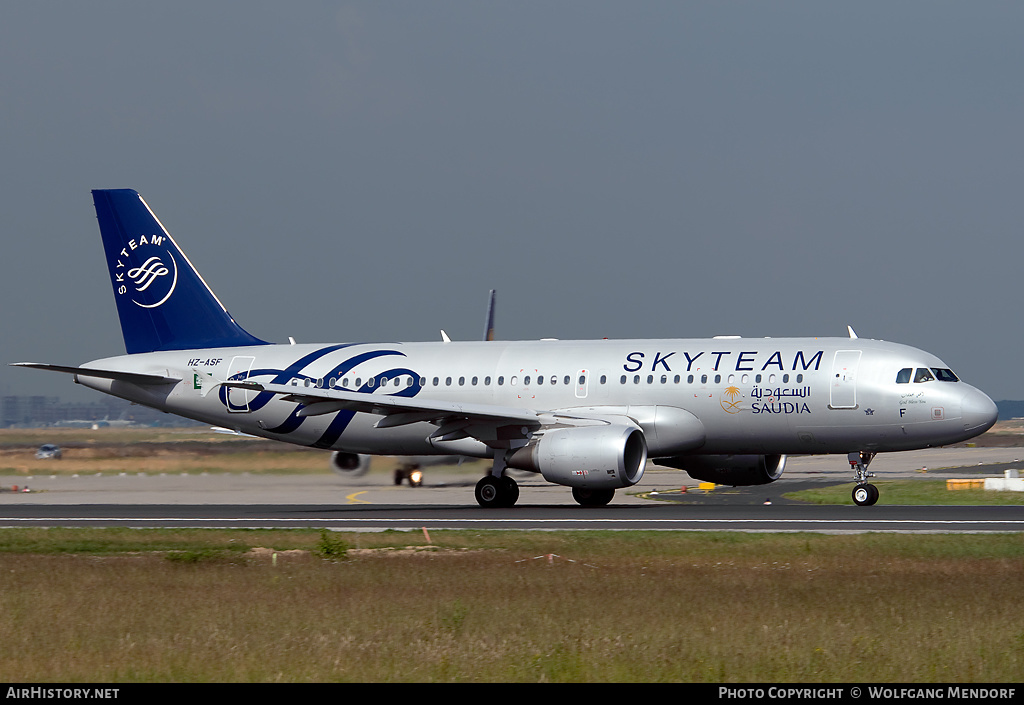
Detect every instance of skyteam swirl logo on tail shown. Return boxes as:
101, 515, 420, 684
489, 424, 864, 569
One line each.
129, 256, 168, 291
112, 235, 179, 308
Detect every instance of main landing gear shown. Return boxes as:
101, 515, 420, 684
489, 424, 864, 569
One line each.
849, 451, 879, 506
474, 453, 617, 508
475, 452, 520, 508
394, 465, 423, 487
571, 487, 615, 507
475, 475, 519, 508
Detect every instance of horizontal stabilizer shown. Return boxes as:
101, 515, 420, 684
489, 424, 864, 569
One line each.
10, 362, 179, 386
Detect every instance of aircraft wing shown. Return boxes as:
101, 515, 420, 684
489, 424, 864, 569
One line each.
230, 380, 609, 445
10, 362, 179, 386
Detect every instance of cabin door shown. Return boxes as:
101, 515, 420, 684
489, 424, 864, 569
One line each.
829, 350, 861, 409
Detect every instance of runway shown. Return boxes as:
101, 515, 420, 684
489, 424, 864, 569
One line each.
0, 502, 1021, 532
1, 447, 1022, 532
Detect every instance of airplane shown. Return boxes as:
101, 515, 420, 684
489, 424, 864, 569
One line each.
330, 289, 496, 486
12, 189, 998, 508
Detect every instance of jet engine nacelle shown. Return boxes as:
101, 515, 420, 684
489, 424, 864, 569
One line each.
507, 424, 648, 490
655, 454, 786, 486
330, 451, 371, 477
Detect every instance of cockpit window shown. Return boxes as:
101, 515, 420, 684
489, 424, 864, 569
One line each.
914, 368, 935, 383
896, 368, 912, 384
931, 368, 959, 382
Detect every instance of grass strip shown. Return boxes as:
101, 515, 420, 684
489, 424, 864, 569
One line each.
786, 480, 1024, 506
0, 529, 1022, 682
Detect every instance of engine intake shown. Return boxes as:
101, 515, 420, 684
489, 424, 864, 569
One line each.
655, 454, 786, 486
507, 424, 647, 490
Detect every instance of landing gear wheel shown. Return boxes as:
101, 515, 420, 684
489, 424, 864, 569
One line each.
852, 483, 879, 506
475, 476, 500, 507
500, 476, 519, 506
572, 487, 615, 507
475, 475, 519, 508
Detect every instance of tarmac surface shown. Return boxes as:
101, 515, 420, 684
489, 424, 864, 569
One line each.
0, 446, 1021, 531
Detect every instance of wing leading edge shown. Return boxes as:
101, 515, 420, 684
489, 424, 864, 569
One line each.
226, 379, 615, 446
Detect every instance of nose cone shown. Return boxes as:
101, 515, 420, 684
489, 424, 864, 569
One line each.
962, 388, 998, 436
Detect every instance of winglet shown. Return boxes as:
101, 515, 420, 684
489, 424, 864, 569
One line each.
847, 325, 858, 339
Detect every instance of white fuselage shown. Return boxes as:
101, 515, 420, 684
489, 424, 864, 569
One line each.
76, 336, 996, 460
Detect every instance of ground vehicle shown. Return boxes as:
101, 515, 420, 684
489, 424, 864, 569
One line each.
35, 444, 62, 460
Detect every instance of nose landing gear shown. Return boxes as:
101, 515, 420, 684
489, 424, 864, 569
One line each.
849, 451, 879, 506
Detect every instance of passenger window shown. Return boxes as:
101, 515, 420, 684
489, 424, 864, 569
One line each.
914, 368, 935, 383
714, 374, 721, 384
620, 375, 627, 384
755, 374, 762, 384
497, 376, 504, 385
647, 375, 654, 384
472, 376, 478, 385
600, 375, 607, 384
783, 374, 789, 383
687, 375, 694, 384
445, 377, 452, 386
537, 375, 543, 385
896, 368, 912, 384
484, 376, 491, 385
564, 375, 570, 385
524, 376, 531, 385
634, 375, 640, 384
701, 374, 708, 384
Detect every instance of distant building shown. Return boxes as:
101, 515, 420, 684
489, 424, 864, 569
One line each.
1, 395, 200, 428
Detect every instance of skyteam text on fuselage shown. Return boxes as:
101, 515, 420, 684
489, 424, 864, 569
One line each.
13, 190, 998, 507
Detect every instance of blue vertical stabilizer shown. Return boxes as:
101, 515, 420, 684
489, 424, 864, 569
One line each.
93, 189, 268, 353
